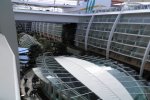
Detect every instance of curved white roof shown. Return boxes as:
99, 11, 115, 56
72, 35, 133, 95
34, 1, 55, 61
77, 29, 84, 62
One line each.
55, 56, 133, 100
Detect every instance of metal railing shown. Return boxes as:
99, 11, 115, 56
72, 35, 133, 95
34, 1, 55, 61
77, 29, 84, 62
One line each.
13, 3, 150, 14
93, 4, 150, 14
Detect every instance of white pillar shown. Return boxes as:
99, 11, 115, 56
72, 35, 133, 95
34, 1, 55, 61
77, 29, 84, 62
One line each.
106, 5, 125, 59
0, 0, 20, 99
0, 0, 20, 74
36, 22, 38, 32
140, 41, 150, 77
0, 0, 19, 62
84, 15, 95, 50
39, 22, 41, 34
0, 34, 20, 100
42, 22, 45, 34
47, 23, 49, 34
31, 22, 34, 32
52, 24, 55, 39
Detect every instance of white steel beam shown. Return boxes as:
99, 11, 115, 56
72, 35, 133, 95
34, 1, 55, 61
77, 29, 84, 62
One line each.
140, 41, 150, 77
61, 86, 86, 91
84, 15, 95, 50
47, 23, 49, 34
106, 6, 125, 59
0, 0, 20, 99
0, 34, 20, 100
56, 81, 80, 85
42, 22, 45, 33
31, 22, 34, 32
38, 22, 40, 33
0, 0, 20, 76
71, 92, 93, 98
14, 10, 80, 23
106, 0, 132, 59
36, 22, 38, 32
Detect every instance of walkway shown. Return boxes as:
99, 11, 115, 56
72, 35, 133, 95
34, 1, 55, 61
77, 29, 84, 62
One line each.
20, 70, 41, 100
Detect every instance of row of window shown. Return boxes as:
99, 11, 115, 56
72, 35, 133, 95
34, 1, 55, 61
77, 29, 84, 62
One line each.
32, 22, 63, 36
76, 14, 150, 60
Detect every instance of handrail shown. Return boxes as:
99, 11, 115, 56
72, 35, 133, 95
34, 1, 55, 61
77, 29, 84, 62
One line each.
13, 3, 150, 14
93, 4, 150, 14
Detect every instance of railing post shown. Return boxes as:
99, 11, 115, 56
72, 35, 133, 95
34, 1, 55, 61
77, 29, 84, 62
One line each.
140, 41, 150, 77
84, 15, 95, 50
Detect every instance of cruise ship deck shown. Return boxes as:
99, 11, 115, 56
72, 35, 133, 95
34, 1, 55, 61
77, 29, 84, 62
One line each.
1, 0, 150, 100
14, 1, 150, 75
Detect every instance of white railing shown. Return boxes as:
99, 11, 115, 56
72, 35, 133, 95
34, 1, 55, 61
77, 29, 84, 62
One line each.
93, 4, 150, 14
13, 3, 150, 14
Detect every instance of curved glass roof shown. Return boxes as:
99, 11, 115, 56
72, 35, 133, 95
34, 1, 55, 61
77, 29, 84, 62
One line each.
76, 55, 150, 100
35, 55, 150, 100
36, 55, 100, 100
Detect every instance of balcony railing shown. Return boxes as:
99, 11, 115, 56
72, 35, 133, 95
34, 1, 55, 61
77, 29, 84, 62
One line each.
93, 4, 150, 14
14, 4, 150, 14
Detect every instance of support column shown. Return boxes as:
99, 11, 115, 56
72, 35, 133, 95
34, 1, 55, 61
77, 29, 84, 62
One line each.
39, 22, 42, 35
52, 24, 55, 40
0, 34, 20, 100
31, 22, 34, 32
140, 41, 150, 77
47, 23, 49, 38
106, 6, 125, 59
47, 23, 49, 34
75, 35, 79, 46
0, 0, 20, 99
42, 22, 45, 34
0, 0, 19, 60
84, 15, 95, 50
36, 22, 38, 33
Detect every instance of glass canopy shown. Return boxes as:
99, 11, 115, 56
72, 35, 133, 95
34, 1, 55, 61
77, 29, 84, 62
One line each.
35, 55, 150, 100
